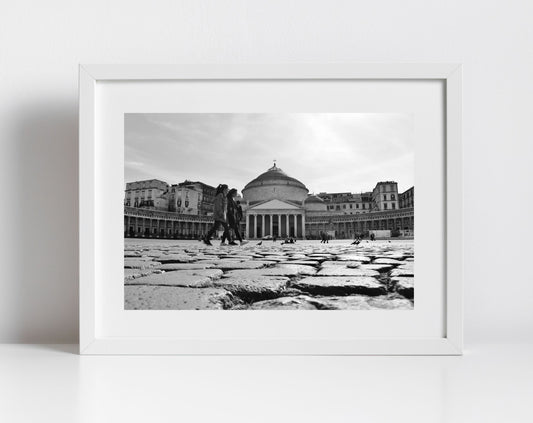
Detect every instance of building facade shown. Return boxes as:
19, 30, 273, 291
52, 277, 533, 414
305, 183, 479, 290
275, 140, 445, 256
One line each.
371, 181, 399, 211
177, 181, 216, 216
124, 179, 169, 209
167, 184, 201, 215
399, 186, 414, 209
124, 164, 414, 239
241, 164, 413, 239
317, 192, 373, 214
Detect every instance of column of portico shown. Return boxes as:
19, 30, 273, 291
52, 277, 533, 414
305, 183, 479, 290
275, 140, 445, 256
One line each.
269, 214, 273, 237
285, 214, 289, 237
292, 214, 296, 237
260, 214, 264, 238
278, 214, 282, 237
253, 214, 257, 238
302, 213, 306, 239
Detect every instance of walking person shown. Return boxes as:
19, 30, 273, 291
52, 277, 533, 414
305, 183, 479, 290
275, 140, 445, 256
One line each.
234, 200, 247, 245
203, 184, 231, 246
221, 189, 248, 245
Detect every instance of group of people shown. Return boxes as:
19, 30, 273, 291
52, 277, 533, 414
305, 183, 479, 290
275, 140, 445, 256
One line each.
202, 184, 248, 246
202, 186, 382, 247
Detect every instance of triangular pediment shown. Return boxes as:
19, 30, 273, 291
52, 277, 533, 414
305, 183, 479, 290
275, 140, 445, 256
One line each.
249, 199, 302, 210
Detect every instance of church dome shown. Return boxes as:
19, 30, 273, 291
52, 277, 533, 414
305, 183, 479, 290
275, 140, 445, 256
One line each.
304, 194, 327, 212
242, 163, 309, 205
244, 163, 307, 190
304, 194, 325, 204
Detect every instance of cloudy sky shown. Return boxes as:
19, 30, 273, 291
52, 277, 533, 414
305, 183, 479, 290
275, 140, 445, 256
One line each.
125, 113, 414, 194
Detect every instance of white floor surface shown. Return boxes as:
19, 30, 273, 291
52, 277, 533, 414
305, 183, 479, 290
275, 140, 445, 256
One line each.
1, 342, 532, 422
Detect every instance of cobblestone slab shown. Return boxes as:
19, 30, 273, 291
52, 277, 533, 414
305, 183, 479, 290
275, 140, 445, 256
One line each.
249, 295, 318, 310
212, 276, 289, 302
311, 295, 413, 310
252, 256, 289, 262
317, 266, 379, 277
213, 260, 272, 270
367, 296, 413, 310
377, 253, 407, 260
142, 250, 170, 257
320, 260, 358, 267
287, 254, 309, 260
283, 260, 320, 266
391, 276, 414, 299
390, 266, 414, 277
124, 259, 162, 269
125, 285, 234, 310
154, 254, 195, 263
125, 269, 223, 287
124, 268, 158, 280
223, 264, 317, 278
373, 258, 404, 265
335, 254, 371, 263
292, 276, 386, 296
360, 264, 395, 272
310, 295, 373, 310
159, 263, 215, 271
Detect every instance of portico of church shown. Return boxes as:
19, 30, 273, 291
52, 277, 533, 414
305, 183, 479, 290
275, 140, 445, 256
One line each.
245, 199, 306, 239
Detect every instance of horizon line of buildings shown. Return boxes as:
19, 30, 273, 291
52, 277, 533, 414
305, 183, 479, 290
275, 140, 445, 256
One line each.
124, 167, 414, 240
124, 178, 414, 217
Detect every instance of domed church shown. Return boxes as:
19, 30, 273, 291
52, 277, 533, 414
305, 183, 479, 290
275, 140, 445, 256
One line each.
242, 163, 326, 239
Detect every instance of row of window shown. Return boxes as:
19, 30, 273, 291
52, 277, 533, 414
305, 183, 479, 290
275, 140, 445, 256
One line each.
327, 203, 370, 210
383, 194, 396, 201
132, 196, 152, 202
125, 200, 155, 207
127, 189, 154, 198
383, 203, 396, 210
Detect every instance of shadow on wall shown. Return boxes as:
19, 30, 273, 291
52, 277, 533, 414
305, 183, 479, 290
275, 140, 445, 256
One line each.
9, 101, 79, 343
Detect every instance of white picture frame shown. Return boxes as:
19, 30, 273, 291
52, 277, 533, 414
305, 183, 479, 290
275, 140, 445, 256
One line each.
79, 64, 462, 355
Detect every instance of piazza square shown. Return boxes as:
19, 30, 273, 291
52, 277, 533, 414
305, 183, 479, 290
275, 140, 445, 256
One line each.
124, 238, 414, 310
124, 162, 414, 310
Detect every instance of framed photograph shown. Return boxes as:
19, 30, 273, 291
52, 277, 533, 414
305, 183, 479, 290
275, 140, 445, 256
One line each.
79, 64, 462, 355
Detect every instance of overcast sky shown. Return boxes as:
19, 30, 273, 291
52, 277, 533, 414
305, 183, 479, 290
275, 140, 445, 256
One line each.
125, 113, 414, 194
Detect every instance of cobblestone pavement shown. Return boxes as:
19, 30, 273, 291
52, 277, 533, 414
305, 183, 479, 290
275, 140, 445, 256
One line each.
124, 239, 414, 310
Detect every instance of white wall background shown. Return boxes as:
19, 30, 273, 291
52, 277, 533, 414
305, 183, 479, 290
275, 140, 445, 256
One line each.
1, 0, 531, 344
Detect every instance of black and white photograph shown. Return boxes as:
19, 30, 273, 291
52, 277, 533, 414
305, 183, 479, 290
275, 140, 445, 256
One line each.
124, 113, 415, 310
